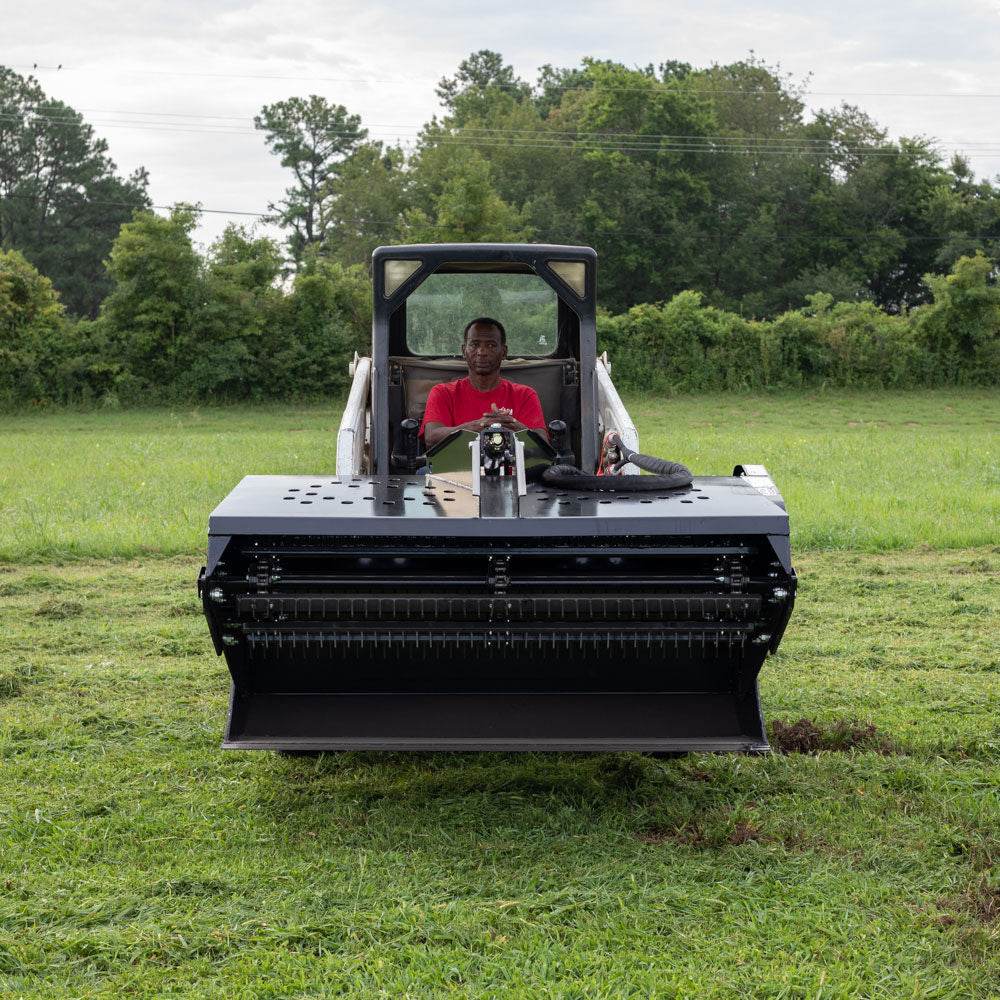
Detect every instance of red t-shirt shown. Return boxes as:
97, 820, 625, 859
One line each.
419, 378, 546, 437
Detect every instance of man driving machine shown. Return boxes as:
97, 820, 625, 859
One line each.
419, 317, 548, 448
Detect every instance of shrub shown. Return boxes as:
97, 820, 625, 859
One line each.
917, 252, 1000, 385
0, 248, 65, 408
598, 257, 999, 393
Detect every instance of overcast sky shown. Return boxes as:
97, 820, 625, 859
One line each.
7, 0, 1000, 248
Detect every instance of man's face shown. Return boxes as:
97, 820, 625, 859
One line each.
461, 323, 507, 377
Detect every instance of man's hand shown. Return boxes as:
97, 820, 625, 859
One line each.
424, 405, 537, 449
480, 403, 524, 432
451, 404, 524, 436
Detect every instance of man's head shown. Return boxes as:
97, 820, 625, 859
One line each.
462, 317, 506, 346
461, 317, 508, 379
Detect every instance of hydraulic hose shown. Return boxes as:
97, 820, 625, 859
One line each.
609, 433, 690, 478
542, 434, 692, 491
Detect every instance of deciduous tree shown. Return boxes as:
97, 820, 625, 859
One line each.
404, 152, 529, 244
0, 66, 150, 317
319, 142, 408, 267
101, 205, 203, 390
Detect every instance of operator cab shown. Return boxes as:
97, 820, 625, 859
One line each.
372, 245, 599, 475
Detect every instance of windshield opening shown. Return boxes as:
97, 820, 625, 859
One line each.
405, 270, 558, 356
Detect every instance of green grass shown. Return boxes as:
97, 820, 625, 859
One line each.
1, 552, 998, 998
635, 389, 1000, 552
1, 390, 997, 562
1, 392, 999, 997
0, 404, 342, 563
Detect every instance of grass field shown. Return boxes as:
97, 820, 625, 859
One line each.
1, 389, 997, 561
1, 391, 999, 998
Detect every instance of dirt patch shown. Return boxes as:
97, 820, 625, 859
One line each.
728, 821, 764, 845
947, 558, 993, 574
768, 717, 894, 755
639, 821, 769, 848
939, 876, 1000, 927
0, 663, 50, 699
0, 672, 24, 699
639, 825, 707, 847
168, 603, 201, 617
961, 876, 1000, 923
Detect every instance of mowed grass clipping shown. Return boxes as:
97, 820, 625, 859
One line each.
1, 552, 999, 999
1, 388, 998, 561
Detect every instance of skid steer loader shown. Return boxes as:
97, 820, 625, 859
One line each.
199, 244, 795, 752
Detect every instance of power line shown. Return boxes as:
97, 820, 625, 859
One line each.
9, 100, 1000, 164
5, 191, 997, 243
14, 63, 1000, 100
1, 108, 981, 160
10, 104, 1000, 151
4, 104, 998, 151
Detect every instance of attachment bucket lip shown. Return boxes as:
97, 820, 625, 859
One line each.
221, 687, 772, 754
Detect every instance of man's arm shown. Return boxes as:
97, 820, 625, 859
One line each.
423, 408, 518, 448
420, 383, 490, 448
420, 383, 547, 448
424, 406, 540, 448
479, 404, 545, 436
423, 418, 481, 449
508, 386, 548, 438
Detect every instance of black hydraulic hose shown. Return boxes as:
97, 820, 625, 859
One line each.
542, 433, 692, 491
608, 433, 688, 478
541, 465, 693, 492
541, 465, 691, 490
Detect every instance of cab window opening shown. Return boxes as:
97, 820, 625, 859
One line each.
405, 270, 560, 357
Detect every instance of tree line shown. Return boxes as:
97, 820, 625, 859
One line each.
0, 67, 150, 318
1, 54, 999, 410
258, 50, 1000, 316
3, 229, 996, 410
0, 210, 371, 408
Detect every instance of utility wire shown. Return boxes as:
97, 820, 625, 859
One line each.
0, 109, 972, 159
4, 191, 997, 242
0, 106, 958, 147
8, 105, 1000, 150
14, 63, 1000, 99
